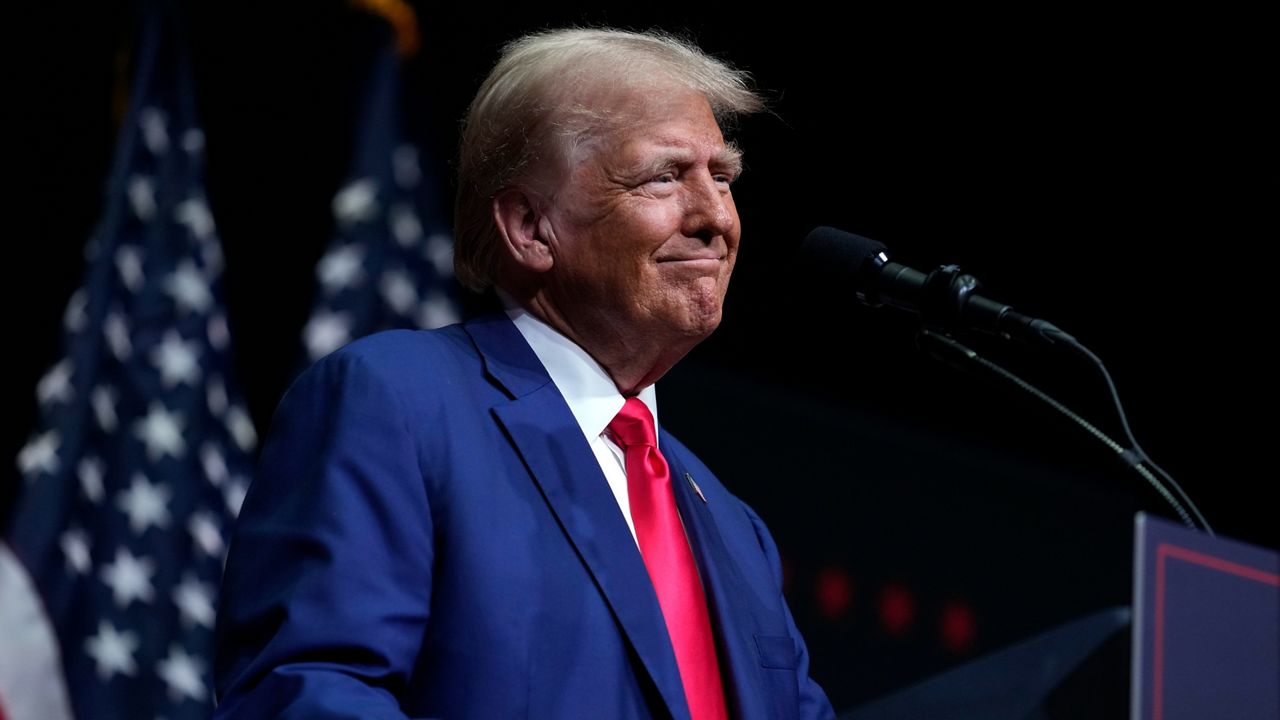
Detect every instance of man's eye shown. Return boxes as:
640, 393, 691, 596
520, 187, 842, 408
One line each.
650, 173, 676, 184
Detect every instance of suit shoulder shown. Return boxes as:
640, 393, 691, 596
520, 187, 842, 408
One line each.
305, 325, 475, 379
285, 325, 481, 408
325, 325, 475, 370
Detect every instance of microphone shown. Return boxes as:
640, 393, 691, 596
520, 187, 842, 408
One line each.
801, 226, 1075, 347
801, 228, 1215, 534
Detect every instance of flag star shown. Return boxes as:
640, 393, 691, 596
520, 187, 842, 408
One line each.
150, 331, 202, 388
389, 204, 423, 247
188, 512, 224, 557
64, 288, 88, 332
116, 244, 145, 293
100, 548, 156, 607
85, 621, 139, 679
181, 127, 205, 154
207, 313, 230, 351
317, 244, 366, 292
134, 403, 187, 462
175, 197, 215, 242
104, 310, 132, 360
79, 456, 106, 503
224, 480, 248, 518
173, 575, 216, 628
379, 269, 418, 315
18, 430, 60, 480
157, 646, 206, 702
117, 474, 172, 534
392, 144, 421, 188
304, 310, 352, 361
418, 292, 460, 330
200, 443, 228, 486
165, 260, 213, 315
206, 375, 228, 416
92, 384, 119, 433
225, 406, 257, 453
332, 177, 379, 224
127, 175, 157, 221
61, 528, 92, 575
424, 233, 454, 276
139, 107, 169, 154
37, 359, 75, 406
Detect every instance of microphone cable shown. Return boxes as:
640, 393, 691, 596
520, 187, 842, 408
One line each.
919, 328, 1214, 535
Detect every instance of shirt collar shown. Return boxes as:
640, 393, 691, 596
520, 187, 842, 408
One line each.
500, 291, 659, 446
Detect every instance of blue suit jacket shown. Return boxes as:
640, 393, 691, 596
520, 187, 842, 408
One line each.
213, 314, 833, 719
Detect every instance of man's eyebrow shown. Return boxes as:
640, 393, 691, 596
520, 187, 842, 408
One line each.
628, 144, 744, 178
713, 145, 744, 177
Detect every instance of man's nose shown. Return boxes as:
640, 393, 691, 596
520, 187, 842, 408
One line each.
681, 171, 736, 242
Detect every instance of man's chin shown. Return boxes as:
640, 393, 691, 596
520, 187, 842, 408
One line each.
675, 303, 724, 343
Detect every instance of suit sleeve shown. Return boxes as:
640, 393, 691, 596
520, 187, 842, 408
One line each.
213, 349, 434, 719
742, 504, 837, 720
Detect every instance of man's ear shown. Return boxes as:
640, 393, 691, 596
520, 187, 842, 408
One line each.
492, 187, 554, 273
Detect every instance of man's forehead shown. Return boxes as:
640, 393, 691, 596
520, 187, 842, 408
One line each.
572, 75, 717, 129
597, 96, 731, 155
550, 81, 738, 180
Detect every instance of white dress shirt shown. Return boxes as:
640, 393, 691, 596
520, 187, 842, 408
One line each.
504, 300, 656, 544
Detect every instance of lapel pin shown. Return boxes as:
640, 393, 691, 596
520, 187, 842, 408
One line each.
685, 473, 708, 504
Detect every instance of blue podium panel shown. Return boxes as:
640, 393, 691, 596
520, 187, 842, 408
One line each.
1131, 514, 1279, 720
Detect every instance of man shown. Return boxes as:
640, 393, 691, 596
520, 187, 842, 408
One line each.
214, 28, 834, 719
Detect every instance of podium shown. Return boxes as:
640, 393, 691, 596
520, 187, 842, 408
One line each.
842, 514, 1278, 720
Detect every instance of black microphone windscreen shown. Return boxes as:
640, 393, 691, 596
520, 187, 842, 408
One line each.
801, 227, 886, 278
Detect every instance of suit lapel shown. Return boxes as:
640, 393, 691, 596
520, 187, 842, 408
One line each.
464, 315, 691, 720
663, 440, 786, 720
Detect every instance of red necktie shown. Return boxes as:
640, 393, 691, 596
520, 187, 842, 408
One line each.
608, 397, 728, 720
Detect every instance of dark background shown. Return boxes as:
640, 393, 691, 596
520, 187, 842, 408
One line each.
12, 2, 1273, 713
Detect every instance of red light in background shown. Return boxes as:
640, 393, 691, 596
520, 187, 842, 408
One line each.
877, 582, 915, 636
814, 566, 855, 621
939, 599, 977, 654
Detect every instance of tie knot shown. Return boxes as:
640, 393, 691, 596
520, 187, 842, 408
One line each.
607, 397, 657, 449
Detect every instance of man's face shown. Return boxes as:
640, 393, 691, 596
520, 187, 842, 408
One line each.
537, 87, 743, 359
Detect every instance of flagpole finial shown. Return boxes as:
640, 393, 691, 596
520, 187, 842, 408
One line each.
349, 0, 421, 58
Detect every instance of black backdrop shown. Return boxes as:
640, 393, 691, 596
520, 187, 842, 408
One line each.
12, 2, 1273, 712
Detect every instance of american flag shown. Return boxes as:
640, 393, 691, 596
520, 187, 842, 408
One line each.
1, 11, 253, 719
300, 22, 460, 365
